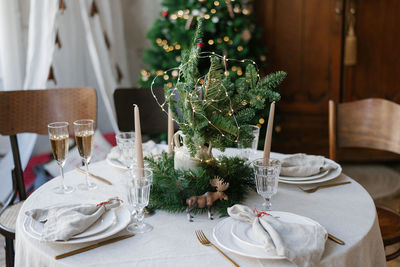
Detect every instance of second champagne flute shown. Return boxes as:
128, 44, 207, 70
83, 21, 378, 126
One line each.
74, 119, 97, 190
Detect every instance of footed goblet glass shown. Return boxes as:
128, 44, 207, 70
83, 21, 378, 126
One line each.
253, 158, 281, 210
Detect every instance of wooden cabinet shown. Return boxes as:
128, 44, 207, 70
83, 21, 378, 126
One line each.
255, 0, 400, 157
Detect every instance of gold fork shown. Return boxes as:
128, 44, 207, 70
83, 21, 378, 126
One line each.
195, 230, 239, 267
297, 181, 351, 193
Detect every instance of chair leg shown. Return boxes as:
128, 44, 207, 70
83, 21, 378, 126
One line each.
386, 246, 400, 261
5, 237, 14, 267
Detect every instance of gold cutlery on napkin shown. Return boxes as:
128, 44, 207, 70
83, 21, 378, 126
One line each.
195, 230, 239, 267
55, 234, 134, 259
328, 233, 345, 245
297, 181, 351, 193
75, 167, 112, 185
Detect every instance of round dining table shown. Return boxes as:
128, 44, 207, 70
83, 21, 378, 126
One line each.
15, 151, 386, 267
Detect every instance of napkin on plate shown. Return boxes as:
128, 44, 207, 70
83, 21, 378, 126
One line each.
228, 204, 327, 267
280, 153, 337, 177
25, 198, 121, 241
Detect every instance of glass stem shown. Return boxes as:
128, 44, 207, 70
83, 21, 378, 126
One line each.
264, 197, 272, 211
59, 164, 66, 190
84, 159, 90, 186
136, 207, 145, 228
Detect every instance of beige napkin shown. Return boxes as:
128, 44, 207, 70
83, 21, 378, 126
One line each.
228, 205, 327, 267
26, 198, 121, 241
280, 153, 337, 177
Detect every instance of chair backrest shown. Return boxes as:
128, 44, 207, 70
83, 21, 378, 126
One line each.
113, 88, 168, 134
0, 88, 97, 135
0, 88, 97, 202
329, 98, 400, 161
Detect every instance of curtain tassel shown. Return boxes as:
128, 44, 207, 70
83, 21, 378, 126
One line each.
344, 23, 357, 66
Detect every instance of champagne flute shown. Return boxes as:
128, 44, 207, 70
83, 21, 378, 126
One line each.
48, 122, 74, 194
73, 119, 97, 190
253, 158, 281, 210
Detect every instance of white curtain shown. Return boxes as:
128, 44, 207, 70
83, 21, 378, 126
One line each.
0, 0, 130, 203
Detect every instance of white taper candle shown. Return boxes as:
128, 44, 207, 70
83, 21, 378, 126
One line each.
134, 104, 144, 177
168, 107, 174, 155
263, 101, 275, 165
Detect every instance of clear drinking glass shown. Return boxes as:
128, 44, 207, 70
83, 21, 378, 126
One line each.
48, 122, 74, 194
73, 119, 97, 190
238, 125, 261, 160
253, 158, 281, 210
126, 168, 153, 234
115, 132, 136, 169
238, 125, 260, 150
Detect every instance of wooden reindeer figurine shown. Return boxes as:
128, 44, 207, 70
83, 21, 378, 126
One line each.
186, 177, 229, 222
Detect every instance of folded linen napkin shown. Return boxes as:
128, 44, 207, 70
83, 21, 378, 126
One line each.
228, 205, 327, 267
280, 153, 337, 177
26, 198, 121, 241
110, 140, 164, 161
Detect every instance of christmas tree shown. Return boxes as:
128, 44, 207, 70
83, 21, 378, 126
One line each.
157, 18, 286, 157
139, 0, 268, 89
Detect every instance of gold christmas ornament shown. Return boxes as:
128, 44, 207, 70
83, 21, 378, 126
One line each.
175, 44, 181, 50
156, 70, 164, 76
260, 55, 267, 62
204, 14, 210, 19
259, 118, 265, 124
211, 8, 216, 14
241, 29, 252, 42
214, 1, 220, 6
256, 123, 261, 128
223, 36, 229, 42
237, 46, 243, 52
224, 71, 230, 76
167, 82, 173, 87
241, 100, 247, 106
233, 5, 241, 14
163, 74, 169, 80
208, 39, 214, 45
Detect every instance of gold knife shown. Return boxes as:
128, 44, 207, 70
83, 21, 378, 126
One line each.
328, 233, 345, 245
75, 167, 112, 185
55, 234, 134, 259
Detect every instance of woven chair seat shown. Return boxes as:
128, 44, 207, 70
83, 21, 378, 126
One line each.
0, 201, 24, 231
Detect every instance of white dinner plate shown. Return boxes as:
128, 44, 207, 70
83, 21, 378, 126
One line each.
279, 169, 330, 181
24, 206, 131, 244
279, 159, 342, 185
73, 209, 116, 239
214, 211, 322, 259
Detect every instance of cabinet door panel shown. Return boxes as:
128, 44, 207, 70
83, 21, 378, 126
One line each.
343, 0, 400, 103
256, 0, 343, 155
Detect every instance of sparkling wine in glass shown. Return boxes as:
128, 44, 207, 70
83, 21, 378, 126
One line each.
253, 158, 281, 210
48, 122, 74, 194
126, 168, 153, 234
74, 119, 97, 190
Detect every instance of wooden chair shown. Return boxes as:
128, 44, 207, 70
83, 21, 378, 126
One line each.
113, 88, 169, 134
329, 98, 400, 261
0, 88, 97, 267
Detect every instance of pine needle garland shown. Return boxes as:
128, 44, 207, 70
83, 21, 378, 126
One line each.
146, 152, 254, 216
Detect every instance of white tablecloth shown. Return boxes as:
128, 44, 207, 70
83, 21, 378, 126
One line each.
15, 151, 386, 267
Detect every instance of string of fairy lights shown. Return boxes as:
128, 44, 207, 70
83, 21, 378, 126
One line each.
150, 51, 264, 143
